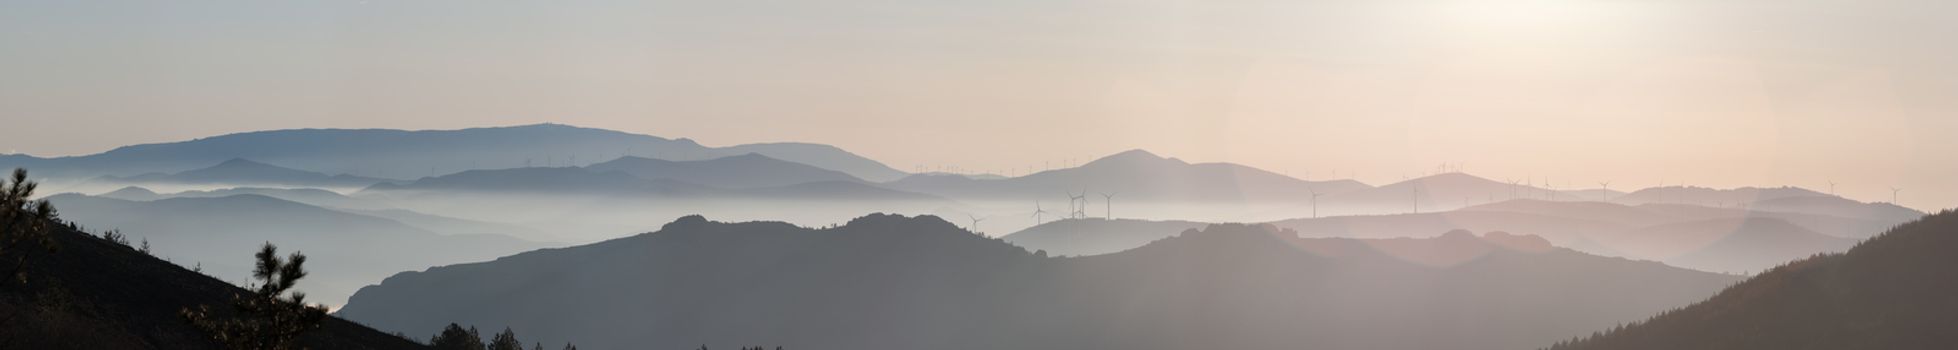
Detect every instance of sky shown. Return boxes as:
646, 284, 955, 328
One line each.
3, 0, 1957, 209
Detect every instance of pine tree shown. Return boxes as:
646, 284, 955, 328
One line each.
488, 327, 524, 350
0, 168, 59, 284
430, 323, 486, 350
180, 242, 329, 350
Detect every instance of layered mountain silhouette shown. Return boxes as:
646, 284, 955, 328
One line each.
338, 214, 1736, 350
99, 158, 388, 188
1000, 218, 1206, 257
363, 167, 713, 196
1318, 172, 1591, 214
44, 193, 546, 307
584, 153, 864, 189
1546, 210, 1958, 350
884, 149, 1371, 202
103, 186, 395, 211
0, 123, 906, 182
363, 165, 937, 202
0, 217, 424, 349
1613, 186, 1831, 207
1005, 199, 1904, 273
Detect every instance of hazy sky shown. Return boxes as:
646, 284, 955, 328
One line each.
4, 0, 1957, 208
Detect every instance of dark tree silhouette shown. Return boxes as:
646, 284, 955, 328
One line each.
488, 327, 524, 350
180, 242, 329, 350
0, 168, 59, 284
430, 323, 485, 350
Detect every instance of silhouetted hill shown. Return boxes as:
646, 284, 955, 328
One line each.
1602, 218, 1855, 274
884, 149, 1371, 202
339, 214, 1735, 350
1003, 200, 1901, 272
716, 142, 909, 182
1546, 210, 1958, 350
1614, 185, 1829, 207
1324, 173, 1584, 214
100, 158, 388, 188
0, 124, 906, 181
363, 167, 713, 196
732, 180, 945, 201
100, 186, 164, 201
132, 186, 396, 211
363, 166, 937, 202
44, 193, 545, 307
1632, 202, 1899, 239
0, 218, 425, 349
585, 153, 864, 189
999, 218, 1207, 256
1744, 195, 1923, 223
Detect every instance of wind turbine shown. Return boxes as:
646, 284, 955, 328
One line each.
1308, 188, 1325, 219
966, 214, 986, 234
1598, 181, 1612, 202
1069, 191, 1088, 219
1892, 187, 1902, 204
1411, 182, 1422, 214
1827, 180, 1838, 197
1076, 192, 1090, 219
1062, 191, 1078, 220
1032, 201, 1050, 225
1101, 192, 1117, 220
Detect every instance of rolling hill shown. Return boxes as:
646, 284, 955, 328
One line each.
1004, 199, 1898, 273
1320, 172, 1587, 215
1545, 210, 1958, 350
99, 158, 388, 189
106, 186, 395, 211
338, 214, 1736, 350
362, 165, 937, 202
584, 153, 865, 189
883, 149, 1372, 203
999, 218, 1207, 257
361, 167, 713, 196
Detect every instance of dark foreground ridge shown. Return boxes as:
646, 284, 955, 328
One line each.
1546, 209, 1958, 350
342, 213, 1736, 350
0, 218, 425, 349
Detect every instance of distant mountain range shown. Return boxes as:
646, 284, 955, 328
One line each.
0, 216, 425, 349
1, 123, 907, 182
44, 193, 549, 307
361, 162, 940, 202
338, 214, 1736, 350
884, 149, 1373, 202
1005, 198, 1911, 274
584, 153, 865, 189
1322, 172, 1588, 214
95, 186, 544, 237
1546, 210, 1958, 350
97, 158, 390, 188
102, 186, 395, 210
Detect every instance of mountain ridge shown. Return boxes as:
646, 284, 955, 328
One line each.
340, 213, 1737, 350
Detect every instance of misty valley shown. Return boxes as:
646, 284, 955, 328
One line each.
1, 124, 1952, 350
9, 1, 1958, 348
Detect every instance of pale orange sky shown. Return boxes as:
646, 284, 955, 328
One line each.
3, 0, 1956, 209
